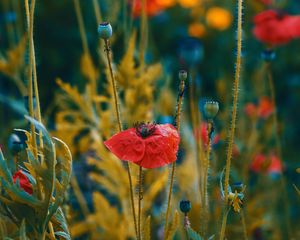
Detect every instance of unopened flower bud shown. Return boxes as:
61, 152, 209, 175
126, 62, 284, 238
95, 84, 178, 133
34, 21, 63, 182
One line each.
204, 100, 219, 120
179, 200, 191, 214
98, 22, 113, 40
178, 70, 187, 82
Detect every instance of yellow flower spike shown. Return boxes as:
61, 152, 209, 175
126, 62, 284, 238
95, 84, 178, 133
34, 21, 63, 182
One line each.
188, 22, 206, 38
178, 0, 200, 8
206, 7, 233, 31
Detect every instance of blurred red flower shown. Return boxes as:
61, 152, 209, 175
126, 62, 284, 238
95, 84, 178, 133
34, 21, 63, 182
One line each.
257, 97, 274, 118
13, 170, 33, 195
194, 122, 220, 148
253, 10, 300, 45
131, 0, 175, 18
104, 123, 180, 169
244, 97, 274, 119
250, 153, 283, 174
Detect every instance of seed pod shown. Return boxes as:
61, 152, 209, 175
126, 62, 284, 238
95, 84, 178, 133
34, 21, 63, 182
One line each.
179, 200, 191, 214
178, 70, 187, 82
98, 22, 113, 40
203, 100, 219, 120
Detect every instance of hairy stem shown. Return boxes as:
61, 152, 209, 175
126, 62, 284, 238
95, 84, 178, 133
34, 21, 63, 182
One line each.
164, 74, 186, 238
201, 121, 213, 236
103, 39, 138, 238
138, 166, 143, 240
220, 0, 243, 239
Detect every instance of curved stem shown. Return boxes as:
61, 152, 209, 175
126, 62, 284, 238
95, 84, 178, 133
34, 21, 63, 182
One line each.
103, 39, 138, 238
220, 0, 243, 239
164, 74, 186, 238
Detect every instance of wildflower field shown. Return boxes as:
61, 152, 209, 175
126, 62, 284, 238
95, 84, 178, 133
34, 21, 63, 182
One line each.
0, 0, 300, 239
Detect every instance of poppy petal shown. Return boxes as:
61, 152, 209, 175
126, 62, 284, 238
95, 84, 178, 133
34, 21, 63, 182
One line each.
139, 124, 180, 168
104, 128, 145, 163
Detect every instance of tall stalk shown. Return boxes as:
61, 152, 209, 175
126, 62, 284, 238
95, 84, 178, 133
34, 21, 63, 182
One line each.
103, 39, 138, 238
138, 166, 143, 240
219, 0, 243, 239
164, 71, 186, 238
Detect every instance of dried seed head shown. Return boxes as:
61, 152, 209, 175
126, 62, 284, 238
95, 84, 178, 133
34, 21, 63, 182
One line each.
179, 200, 191, 214
204, 100, 219, 120
98, 22, 113, 40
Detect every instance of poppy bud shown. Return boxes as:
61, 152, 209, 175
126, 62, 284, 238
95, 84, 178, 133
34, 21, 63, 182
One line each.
98, 22, 113, 39
8, 134, 24, 154
203, 101, 219, 120
179, 200, 191, 214
261, 49, 276, 62
178, 70, 187, 82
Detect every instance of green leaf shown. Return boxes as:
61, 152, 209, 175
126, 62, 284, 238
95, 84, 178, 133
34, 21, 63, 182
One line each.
55, 231, 71, 240
187, 228, 203, 240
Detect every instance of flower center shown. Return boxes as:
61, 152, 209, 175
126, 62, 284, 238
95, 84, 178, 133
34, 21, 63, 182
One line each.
135, 123, 156, 138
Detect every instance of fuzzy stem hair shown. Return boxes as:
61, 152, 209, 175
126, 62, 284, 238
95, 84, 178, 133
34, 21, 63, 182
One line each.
219, 0, 243, 239
164, 73, 186, 238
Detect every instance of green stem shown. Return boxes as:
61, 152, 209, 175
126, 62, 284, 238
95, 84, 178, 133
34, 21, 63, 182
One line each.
220, 0, 243, 239
103, 39, 138, 238
164, 74, 186, 238
139, 0, 147, 70
138, 166, 143, 240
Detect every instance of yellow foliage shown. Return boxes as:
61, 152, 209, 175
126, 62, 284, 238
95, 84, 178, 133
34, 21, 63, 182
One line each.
0, 36, 26, 77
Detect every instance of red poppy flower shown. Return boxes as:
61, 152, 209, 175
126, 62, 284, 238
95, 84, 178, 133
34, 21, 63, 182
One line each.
13, 170, 33, 195
250, 153, 283, 174
104, 123, 180, 169
253, 10, 300, 45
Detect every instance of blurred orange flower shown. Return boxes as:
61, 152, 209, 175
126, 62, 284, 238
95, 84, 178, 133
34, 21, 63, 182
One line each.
188, 22, 206, 38
206, 7, 233, 31
178, 0, 200, 8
